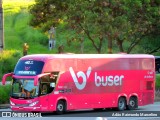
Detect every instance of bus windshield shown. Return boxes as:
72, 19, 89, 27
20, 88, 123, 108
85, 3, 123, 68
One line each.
11, 78, 39, 99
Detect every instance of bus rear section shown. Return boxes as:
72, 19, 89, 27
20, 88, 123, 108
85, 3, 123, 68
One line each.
2, 54, 155, 114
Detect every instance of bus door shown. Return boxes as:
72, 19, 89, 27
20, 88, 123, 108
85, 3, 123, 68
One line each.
39, 73, 58, 111
38, 76, 51, 111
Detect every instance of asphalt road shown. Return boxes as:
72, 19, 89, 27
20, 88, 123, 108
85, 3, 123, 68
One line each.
0, 102, 160, 120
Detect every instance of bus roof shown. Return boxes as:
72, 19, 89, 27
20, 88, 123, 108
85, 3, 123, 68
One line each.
20, 54, 155, 61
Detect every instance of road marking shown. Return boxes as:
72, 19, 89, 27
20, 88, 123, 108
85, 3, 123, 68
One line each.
96, 117, 108, 120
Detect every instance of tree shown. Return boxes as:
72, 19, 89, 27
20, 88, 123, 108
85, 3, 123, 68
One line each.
30, 0, 128, 53
64, 0, 132, 53
30, 0, 160, 54
30, 0, 68, 31
123, 0, 160, 53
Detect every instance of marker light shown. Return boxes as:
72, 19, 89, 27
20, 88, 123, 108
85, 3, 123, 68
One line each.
10, 101, 15, 106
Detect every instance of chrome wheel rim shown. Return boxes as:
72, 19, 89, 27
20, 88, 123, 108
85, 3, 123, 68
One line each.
57, 104, 63, 111
130, 100, 135, 107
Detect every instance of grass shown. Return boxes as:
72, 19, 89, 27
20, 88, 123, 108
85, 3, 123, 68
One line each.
3, 1, 50, 53
3, 0, 55, 53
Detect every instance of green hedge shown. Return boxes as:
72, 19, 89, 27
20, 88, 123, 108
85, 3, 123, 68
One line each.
0, 85, 11, 104
0, 50, 22, 104
0, 50, 21, 104
0, 50, 22, 80
156, 74, 160, 88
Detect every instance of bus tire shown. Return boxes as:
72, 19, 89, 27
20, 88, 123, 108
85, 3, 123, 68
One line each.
127, 97, 137, 110
56, 100, 66, 114
117, 97, 126, 111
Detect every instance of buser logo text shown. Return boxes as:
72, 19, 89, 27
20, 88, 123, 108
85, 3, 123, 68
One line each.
95, 72, 124, 87
69, 67, 124, 90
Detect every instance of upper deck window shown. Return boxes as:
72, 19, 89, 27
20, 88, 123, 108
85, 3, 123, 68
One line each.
14, 60, 44, 76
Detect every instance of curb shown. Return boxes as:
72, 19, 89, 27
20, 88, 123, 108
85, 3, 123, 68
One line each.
0, 104, 10, 109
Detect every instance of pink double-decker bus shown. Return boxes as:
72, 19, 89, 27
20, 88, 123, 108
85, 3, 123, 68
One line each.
2, 54, 155, 114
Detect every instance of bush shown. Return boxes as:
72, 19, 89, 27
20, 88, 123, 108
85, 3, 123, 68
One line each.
0, 85, 11, 104
0, 50, 21, 79
156, 74, 160, 88
0, 50, 21, 104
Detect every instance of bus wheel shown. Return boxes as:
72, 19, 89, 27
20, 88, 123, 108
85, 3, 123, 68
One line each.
56, 100, 65, 114
127, 97, 137, 110
117, 97, 126, 111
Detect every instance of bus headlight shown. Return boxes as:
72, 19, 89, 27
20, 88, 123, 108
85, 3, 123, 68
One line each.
10, 101, 15, 106
29, 101, 39, 107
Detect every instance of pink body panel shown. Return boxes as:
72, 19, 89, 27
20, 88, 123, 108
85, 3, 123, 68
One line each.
9, 54, 155, 112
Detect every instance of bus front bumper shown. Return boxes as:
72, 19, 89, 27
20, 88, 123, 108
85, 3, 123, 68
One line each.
11, 106, 41, 112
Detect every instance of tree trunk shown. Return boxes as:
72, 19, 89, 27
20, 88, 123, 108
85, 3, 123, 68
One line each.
108, 37, 112, 54
80, 38, 84, 53
117, 39, 124, 52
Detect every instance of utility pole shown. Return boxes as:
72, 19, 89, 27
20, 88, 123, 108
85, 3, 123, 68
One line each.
0, 0, 4, 51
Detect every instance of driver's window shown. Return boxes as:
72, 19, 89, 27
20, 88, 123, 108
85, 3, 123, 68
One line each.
41, 84, 48, 94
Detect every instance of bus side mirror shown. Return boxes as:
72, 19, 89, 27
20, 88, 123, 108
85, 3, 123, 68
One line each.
2, 73, 13, 85
34, 73, 51, 86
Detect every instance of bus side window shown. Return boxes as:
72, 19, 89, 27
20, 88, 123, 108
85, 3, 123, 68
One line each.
41, 84, 48, 95
39, 72, 59, 95
48, 73, 58, 93
39, 76, 49, 95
